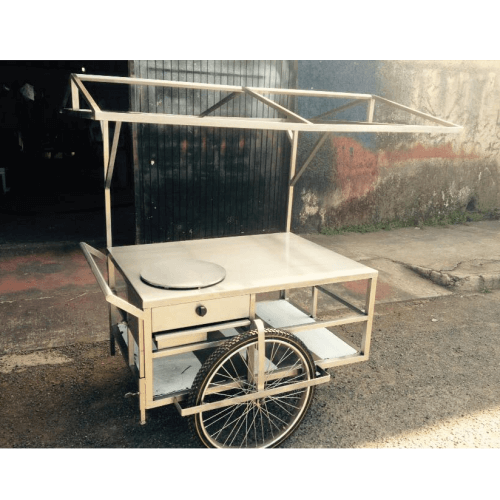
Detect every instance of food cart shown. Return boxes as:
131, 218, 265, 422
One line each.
67, 72, 462, 448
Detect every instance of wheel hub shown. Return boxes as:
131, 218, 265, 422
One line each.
253, 398, 265, 408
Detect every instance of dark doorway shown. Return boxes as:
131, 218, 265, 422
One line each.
0, 60, 134, 246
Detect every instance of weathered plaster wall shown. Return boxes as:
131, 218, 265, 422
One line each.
293, 61, 500, 232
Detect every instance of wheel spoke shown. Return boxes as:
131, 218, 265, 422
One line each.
274, 346, 296, 368
226, 402, 254, 447
218, 364, 253, 394
266, 362, 306, 389
268, 341, 279, 369
238, 348, 251, 374
204, 404, 241, 430
259, 404, 267, 444
257, 402, 277, 438
265, 396, 297, 415
261, 398, 289, 427
202, 390, 249, 426
240, 402, 261, 448
219, 363, 238, 382
267, 374, 305, 391
268, 390, 305, 404
228, 356, 244, 381
215, 402, 252, 443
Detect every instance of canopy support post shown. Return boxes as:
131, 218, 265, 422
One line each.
101, 120, 122, 346
286, 130, 299, 232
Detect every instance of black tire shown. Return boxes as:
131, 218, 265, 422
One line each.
188, 328, 316, 448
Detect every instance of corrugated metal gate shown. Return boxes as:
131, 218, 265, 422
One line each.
130, 60, 297, 243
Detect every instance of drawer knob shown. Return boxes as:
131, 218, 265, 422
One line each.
196, 305, 207, 317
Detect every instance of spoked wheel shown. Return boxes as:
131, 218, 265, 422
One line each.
188, 328, 316, 448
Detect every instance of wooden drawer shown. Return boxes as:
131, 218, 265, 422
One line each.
151, 294, 250, 333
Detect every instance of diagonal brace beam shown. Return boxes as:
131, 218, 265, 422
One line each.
105, 122, 122, 189
290, 132, 332, 187
199, 92, 240, 117
243, 87, 312, 124
373, 95, 460, 127
71, 75, 101, 114
311, 99, 368, 120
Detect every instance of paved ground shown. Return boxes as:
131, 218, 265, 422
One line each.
1, 219, 500, 448
2, 220, 499, 354
305, 220, 500, 294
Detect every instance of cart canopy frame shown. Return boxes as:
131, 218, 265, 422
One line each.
63, 73, 463, 247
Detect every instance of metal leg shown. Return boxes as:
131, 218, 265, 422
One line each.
249, 294, 256, 320
110, 329, 116, 356
360, 276, 377, 357
139, 378, 147, 425
143, 310, 153, 421
311, 286, 318, 318
137, 312, 147, 424
107, 256, 117, 355
127, 326, 135, 368
102, 119, 115, 357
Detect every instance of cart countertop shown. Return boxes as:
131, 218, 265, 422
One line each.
108, 232, 378, 309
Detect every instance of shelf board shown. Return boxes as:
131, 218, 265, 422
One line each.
256, 299, 358, 361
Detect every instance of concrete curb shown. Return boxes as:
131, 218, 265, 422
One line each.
407, 264, 500, 292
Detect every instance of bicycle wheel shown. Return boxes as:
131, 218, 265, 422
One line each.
188, 328, 316, 448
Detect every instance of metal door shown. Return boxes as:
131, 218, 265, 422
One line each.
130, 60, 297, 243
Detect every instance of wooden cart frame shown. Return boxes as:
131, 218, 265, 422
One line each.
67, 72, 462, 448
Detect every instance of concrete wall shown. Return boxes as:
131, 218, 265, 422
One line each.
292, 61, 500, 232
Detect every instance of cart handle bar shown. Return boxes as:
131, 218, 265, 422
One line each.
80, 242, 146, 319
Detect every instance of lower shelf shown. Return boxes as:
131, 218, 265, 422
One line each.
119, 324, 239, 400
118, 298, 359, 403
255, 299, 358, 362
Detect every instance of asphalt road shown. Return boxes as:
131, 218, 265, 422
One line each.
1, 289, 499, 449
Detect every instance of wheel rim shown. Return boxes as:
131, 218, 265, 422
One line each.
194, 336, 314, 448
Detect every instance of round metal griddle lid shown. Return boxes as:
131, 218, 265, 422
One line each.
140, 259, 226, 290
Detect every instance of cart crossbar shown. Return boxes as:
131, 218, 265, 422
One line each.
174, 367, 330, 417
